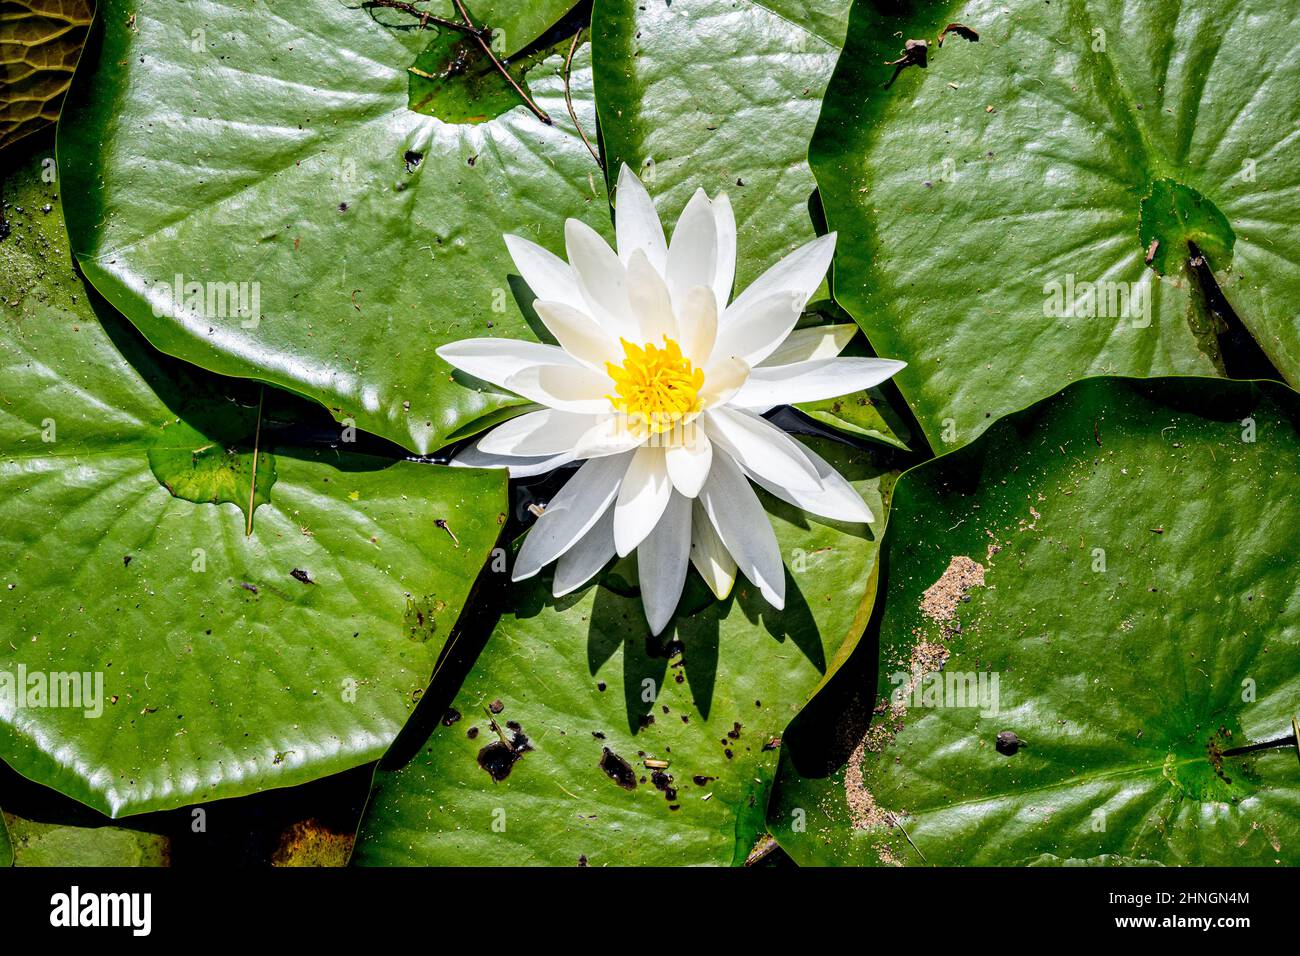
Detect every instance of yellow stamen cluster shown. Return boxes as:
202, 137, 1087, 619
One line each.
607, 337, 703, 433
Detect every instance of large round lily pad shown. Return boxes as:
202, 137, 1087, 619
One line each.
813, 0, 1300, 451
57, 0, 609, 455
1, 147, 505, 817
770, 376, 1300, 866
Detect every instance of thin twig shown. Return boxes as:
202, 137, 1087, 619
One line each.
451, 0, 553, 125
362, 0, 470, 34
245, 385, 265, 537
565, 27, 603, 170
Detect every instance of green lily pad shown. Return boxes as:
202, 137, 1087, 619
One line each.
593, 0, 851, 292
352, 439, 894, 865
57, 0, 609, 455
2, 811, 170, 867
0, 145, 506, 817
0, 809, 10, 867
770, 376, 1300, 866
813, 0, 1300, 451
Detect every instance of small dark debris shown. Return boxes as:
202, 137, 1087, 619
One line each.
123, 555, 132, 567
597, 681, 607, 692
466, 726, 479, 739
884, 39, 927, 88
693, 775, 716, 786
650, 769, 672, 791
477, 722, 531, 782
441, 708, 461, 727
403, 149, 423, 172
599, 747, 637, 790
762, 736, 781, 752
996, 730, 1023, 755
489, 698, 504, 714
937, 22, 979, 45
592, 731, 606, 739
727, 722, 742, 740
478, 741, 521, 781
338, 202, 349, 212
290, 568, 315, 584
577, 855, 588, 867
240, 582, 259, 595
1145, 238, 1159, 265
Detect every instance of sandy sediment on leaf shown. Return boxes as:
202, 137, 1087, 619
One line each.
842, 554, 988, 862
919, 555, 986, 623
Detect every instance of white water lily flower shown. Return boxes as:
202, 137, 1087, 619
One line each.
438, 164, 905, 635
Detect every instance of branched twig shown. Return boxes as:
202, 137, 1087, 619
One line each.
362, 0, 471, 34
564, 28, 603, 170
451, 0, 552, 125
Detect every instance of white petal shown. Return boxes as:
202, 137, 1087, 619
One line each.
553, 505, 617, 597
614, 444, 671, 556
437, 338, 580, 390
743, 437, 874, 523
476, 408, 599, 457
709, 291, 803, 368
690, 498, 737, 599
505, 364, 613, 413
698, 452, 784, 608
699, 356, 749, 409
702, 406, 821, 493
731, 357, 907, 408
665, 189, 718, 314
679, 285, 718, 368
724, 232, 836, 326
760, 324, 857, 366
565, 218, 637, 340
534, 300, 619, 368
503, 234, 586, 313
626, 249, 677, 343
615, 164, 668, 273
573, 415, 648, 458
665, 431, 712, 498
451, 444, 575, 478
637, 491, 692, 635
712, 192, 737, 314
514, 453, 630, 580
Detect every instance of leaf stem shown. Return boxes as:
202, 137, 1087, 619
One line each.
564, 28, 603, 170
246, 385, 264, 537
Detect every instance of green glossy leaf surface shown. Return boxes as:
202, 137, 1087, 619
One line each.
353, 439, 894, 865
0, 148, 506, 817
813, 0, 1300, 450
593, 0, 850, 293
770, 376, 1300, 866
57, 0, 608, 455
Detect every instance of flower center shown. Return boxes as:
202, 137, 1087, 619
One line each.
606, 337, 704, 433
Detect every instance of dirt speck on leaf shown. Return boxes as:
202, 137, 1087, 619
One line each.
599, 747, 637, 790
